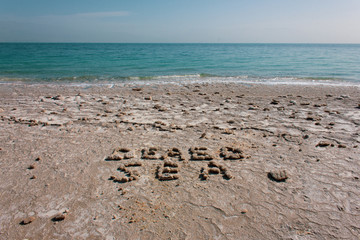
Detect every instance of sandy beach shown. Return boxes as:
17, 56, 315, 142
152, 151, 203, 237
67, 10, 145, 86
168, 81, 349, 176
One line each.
0, 82, 359, 239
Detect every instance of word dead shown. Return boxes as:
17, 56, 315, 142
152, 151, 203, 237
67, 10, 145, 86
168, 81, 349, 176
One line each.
105, 146, 247, 183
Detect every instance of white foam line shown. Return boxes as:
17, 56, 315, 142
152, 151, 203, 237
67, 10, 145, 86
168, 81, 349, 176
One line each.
1, 76, 359, 88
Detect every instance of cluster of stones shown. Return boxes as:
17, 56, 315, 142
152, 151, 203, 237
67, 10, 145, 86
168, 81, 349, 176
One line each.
152, 121, 182, 132
109, 162, 142, 183
152, 121, 168, 131
105, 148, 134, 161
220, 147, 245, 160
189, 147, 214, 160
156, 160, 180, 181
200, 160, 233, 180
106, 146, 246, 162
5, 116, 48, 127
142, 147, 165, 160
164, 147, 185, 161
105, 146, 248, 183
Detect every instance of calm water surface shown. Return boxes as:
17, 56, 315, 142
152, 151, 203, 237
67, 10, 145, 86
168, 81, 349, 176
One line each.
1, 43, 360, 85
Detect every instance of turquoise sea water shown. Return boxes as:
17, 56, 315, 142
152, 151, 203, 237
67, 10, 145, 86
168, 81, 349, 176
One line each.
0, 43, 360, 85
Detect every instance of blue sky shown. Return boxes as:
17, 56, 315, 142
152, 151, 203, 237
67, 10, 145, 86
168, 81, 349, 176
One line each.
0, 0, 359, 43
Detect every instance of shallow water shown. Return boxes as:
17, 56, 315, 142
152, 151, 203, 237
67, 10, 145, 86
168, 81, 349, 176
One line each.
1, 43, 360, 85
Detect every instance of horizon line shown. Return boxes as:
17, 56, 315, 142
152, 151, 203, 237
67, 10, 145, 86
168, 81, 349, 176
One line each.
1, 41, 360, 45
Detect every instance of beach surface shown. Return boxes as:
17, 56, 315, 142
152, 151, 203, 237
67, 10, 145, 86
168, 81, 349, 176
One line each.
0, 82, 359, 239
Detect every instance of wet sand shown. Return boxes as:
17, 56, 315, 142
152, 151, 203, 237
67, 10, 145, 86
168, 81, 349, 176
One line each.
0, 82, 359, 239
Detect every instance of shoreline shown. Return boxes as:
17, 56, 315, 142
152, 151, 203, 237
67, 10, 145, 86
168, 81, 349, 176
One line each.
1, 74, 360, 88
1, 79, 360, 90
1, 82, 359, 239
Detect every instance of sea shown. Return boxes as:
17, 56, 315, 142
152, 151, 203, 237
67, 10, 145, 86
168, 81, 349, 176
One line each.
1, 43, 360, 86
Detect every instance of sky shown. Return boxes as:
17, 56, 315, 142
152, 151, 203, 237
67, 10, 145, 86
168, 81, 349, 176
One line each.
0, 0, 360, 43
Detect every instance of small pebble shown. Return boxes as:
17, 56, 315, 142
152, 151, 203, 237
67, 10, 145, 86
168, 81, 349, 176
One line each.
20, 216, 36, 225
270, 99, 279, 105
52, 95, 64, 101
200, 132, 207, 139
316, 141, 331, 147
52, 214, 66, 222
28, 164, 36, 170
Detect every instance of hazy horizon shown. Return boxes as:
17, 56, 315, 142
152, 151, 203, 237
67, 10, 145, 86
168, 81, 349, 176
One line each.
1, 0, 360, 43
2, 42, 360, 44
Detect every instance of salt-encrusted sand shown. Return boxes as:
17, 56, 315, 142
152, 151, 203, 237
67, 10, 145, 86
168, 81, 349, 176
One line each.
0, 82, 359, 239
